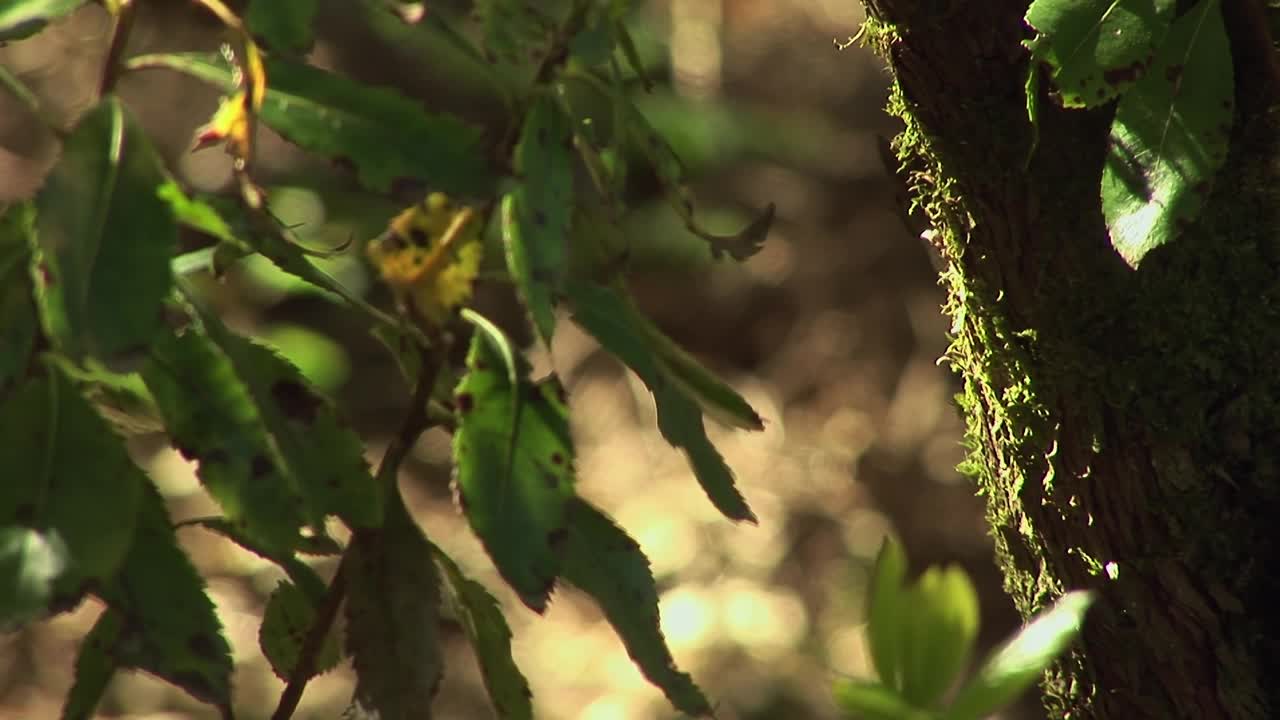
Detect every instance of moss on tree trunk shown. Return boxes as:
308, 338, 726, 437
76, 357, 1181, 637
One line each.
858, 1, 1280, 718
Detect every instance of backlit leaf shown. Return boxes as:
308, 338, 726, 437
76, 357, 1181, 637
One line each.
1101, 0, 1233, 267
0, 369, 143, 621
562, 499, 711, 716
126, 52, 493, 195
260, 579, 341, 680
503, 95, 574, 345
452, 315, 575, 611
1025, 0, 1176, 107
33, 98, 175, 359
867, 538, 908, 691
832, 679, 930, 720
566, 281, 758, 522
345, 492, 443, 718
433, 545, 533, 720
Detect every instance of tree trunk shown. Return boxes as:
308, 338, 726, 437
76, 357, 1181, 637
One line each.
858, 2, 1280, 718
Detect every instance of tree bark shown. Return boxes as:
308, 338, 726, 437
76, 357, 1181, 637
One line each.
858, 2, 1280, 718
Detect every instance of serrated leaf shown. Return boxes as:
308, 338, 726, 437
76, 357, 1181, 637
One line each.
126, 52, 493, 195
0, 0, 87, 40
565, 281, 758, 522
433, 545, 533, 720
247, 0, 317, 54
504, 95, 574, 345
1024, 0, 1175, 108
32, 98, 175, 359
0, 370, 143, 622
180, 516, 328, 601
832, 679, 931, 720
61, 608, 122, 720
562, 499, 711, 716
0, 202, 38, 392
94, 483, 233, 710
898, 566, 979, 709
948, 591, 1094, 720
867, 538, 908, 692
452, 315, 575, 611
345, 493, 444, 719
1101, 0, 1233, 267
261, 579, 342, 680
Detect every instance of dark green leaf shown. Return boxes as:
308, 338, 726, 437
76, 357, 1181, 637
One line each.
0, 202, 38, 392
476, 0, 554, 67
0, 527, 69, 630
260, 579, 341, 680
562, 499, 711, 716
33, 98, 175, 359
948, 591, 1094, 720
94, 483, 233, 710
503, 94, 574, 344
247, 0, 317, 54
452, 315, 575, 611
433, 545, 533, 720
126, 52, 493, 195
1024, 0, 1175, 108
345, 493, 444, 718
1101, 0, 1233, 267
0, 0, 87, 41
832, 679, 932, 720
566, 281, 758, 522
0, 369, 144, 620
61, 608, 122, 720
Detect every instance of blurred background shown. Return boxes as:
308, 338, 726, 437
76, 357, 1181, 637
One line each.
0, 1, 1029, 718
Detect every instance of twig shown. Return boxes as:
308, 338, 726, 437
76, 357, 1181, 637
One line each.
98, 0, 136, 97
270, 346, 444, 720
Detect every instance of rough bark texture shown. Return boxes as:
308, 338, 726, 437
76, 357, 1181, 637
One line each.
859, 2, 1280, 718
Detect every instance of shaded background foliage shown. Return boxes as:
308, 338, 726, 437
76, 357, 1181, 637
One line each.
0, 1, 1029, 717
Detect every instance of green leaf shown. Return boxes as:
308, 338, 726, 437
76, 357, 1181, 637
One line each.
126, 52, 493, 196
0, 370, 144, 621
0, 202, 38, 392
32, 98, 176, 359
246, 0, 317, 54
155, 183, 240, 246
503, 94, 575, 345
898, 566, 979, 709
452, 314, 575, 611
565, 281, 758, 522
1024, 0, 1176, 108
1100, 0, 1233, 267
345, 493, 444, 718
0, 0, 87, 41
94, 483, 233, 710
61, 608, 122, 720
179, 516, 328, 601
948, 591, 1094, 720
260, 579, 342, 680
0, 527, 69, 630
433, 545, 533, 720
476, 0, 554, 67
833, 679, 934, 720
562, 499, 711, 716
867, 538, 908, 691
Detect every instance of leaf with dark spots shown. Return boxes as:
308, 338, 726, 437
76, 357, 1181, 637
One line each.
456, 392, 475, 413
272, 378, 321, 424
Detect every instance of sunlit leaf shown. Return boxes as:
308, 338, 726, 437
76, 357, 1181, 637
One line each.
562, 499, 711, 716
0, 370, 143, 622
1101, 0, 1233, 267
260, 579, 341, 680
155, 183, 240, 246
433, 545, 533, 720
833, 679, 932, 720
345, 493, 443, 718
899, 566, 979, 708
452, 314, 575, 611
1024, 0, 1175, 108
126, 52, 493, 195
246, 0, 317, 54
0, 0, 87, 41
566, 281, 758, 522
93, 483, 233, 711
948, 591, 1094, 720
33, 98, 175, 359
867, 538, 908, 691
503, 94, 574, 344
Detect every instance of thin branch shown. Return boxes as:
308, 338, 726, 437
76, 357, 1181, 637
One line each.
270, 346, 444, 720
98, 0, 137, 97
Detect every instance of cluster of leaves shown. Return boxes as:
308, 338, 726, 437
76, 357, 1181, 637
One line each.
1024, 0, 1235, 267
833, 540, 1094, 720
0, 0, 777, 718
